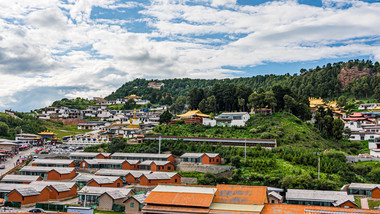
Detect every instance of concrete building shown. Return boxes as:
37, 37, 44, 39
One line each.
203, 112, 250, 127
180, 153, 221, 165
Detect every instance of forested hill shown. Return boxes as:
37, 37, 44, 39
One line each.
106, 60, 380, 102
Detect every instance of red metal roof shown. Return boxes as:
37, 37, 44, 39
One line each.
213, 185, 267, 205
144, 192, 214, 208
142, 205, 210, 213
209, 210, 260, 214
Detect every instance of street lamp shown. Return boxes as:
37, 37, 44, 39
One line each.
82, 186, 89, 207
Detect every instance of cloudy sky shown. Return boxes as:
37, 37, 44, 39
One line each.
1, 0, 380, 112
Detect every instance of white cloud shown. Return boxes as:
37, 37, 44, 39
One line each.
1, 0, 380, 111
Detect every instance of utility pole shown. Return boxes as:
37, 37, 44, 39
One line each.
318, 156, 320, 179
244, 139, 247, 161
158, 136, 161, 154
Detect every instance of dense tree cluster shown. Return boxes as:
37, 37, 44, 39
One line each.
105, 60, 380, 107
0, 113, 45, 139
51, 98, 96, 110
315, 107, 345, 141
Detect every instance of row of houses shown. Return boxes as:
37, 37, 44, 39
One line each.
37, 105, 165, 123
69, 152, 222, 165
141, 184, 379, 214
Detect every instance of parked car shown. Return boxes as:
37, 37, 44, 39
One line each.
29, 208, 46, 213
0, 165, 5, 169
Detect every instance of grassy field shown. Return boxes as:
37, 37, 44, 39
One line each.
368, 199, 380, 209
42, 120, 90, 140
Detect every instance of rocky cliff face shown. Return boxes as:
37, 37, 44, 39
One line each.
337, 66, 379, 89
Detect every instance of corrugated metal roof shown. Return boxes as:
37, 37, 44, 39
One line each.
21, 166, 75, 174
77, 186, 132, 196
349, 183, 380, 190
1, 175, 41, 182
144, 192, 214, 208
73, 174, 120, 183
91, 176, 120, 184
268, 191, 283, 201
180, 153, 204, 158
152, 185, 217, 194
32, 159, 74, 164
213, 185, 267, 205
111, 153, 172, 158
83, 159, 126, 165
140, 160, 171, 166
209, 203, 264, 212
142, 204, 210, 213
69, 152, 99, 157
286, 189, 354, 203
95, 169, 151, 177
30, 181, 76, 192
102, 191, 126, 199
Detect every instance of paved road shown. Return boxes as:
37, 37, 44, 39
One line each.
361, 198, 369, 209
0, 148, 34, 176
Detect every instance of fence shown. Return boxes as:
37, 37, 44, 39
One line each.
4, 201, 21, 208
35, 203, 66, 211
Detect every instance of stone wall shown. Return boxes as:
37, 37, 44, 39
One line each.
176, 164, 234, 174
346, 155, 380, 163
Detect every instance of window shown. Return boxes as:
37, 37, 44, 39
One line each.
271, 200, 275, 203
175, 179, 178, 183
168, 166, 171, 170
216, 159, 219, 162
117, 183, 120, 187
130, 202, 134, 208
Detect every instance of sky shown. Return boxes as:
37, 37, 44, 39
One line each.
1, 0, 380, 112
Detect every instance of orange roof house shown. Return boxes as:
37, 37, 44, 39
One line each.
143, 185, 217, 213
143, 184, 269, 214
261, 204, 380, 214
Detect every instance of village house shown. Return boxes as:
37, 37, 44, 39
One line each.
147, 82, 164, 90
77, 122, 106, 130
180, 153, 221, 165
343, 112, 371, 132
95, 169, 133, 182
30, 181, 78, 200
203, 112, 250, 127
346, 183, 380, 199
73, 174, 123, 188
124, 171, 151, 184
0, 139, 19, 155
175, 110, 210, 124
15, 133, 41, 144
142, 184, 268, 213
1, 175, 42, 184
268, 191, 283, 204
78, 186, 134, 206
20, 166, 77, 181
1, 183, 51, 205
80, 159, 139, 170
359, 103, 380, 110
111, 153, 175, 163
123, 193, 149, 214
139, 172, 181, 186
31, 159, 75, 167
286, 189, 357, 208
69, 152, 111, 161
138, 161, 175, 171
